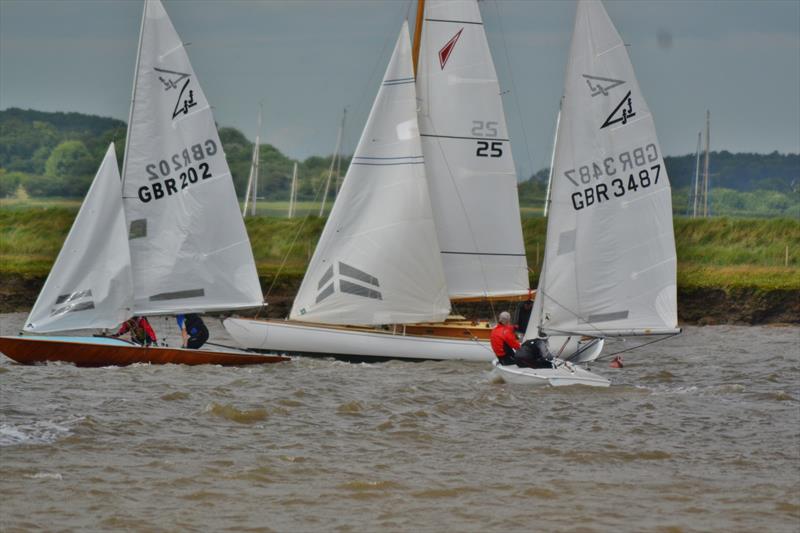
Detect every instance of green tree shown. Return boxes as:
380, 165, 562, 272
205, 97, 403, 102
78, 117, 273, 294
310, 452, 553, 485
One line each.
45, 140, 94, 179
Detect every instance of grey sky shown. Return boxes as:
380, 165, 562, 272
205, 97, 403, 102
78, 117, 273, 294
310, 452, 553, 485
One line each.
1, 0, 798, 179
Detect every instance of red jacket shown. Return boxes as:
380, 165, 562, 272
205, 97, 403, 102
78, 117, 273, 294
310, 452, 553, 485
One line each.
490, 323, 520, 358
117, 317, 157, 344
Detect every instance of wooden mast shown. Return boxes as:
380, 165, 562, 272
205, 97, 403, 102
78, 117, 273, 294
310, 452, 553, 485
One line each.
412, 0, 425, 76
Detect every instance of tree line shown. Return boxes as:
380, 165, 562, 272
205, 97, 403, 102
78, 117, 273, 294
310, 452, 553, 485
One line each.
1, 107, 797, 217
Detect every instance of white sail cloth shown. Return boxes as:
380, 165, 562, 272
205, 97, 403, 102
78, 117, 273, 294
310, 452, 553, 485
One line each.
24, 144, 134, 333
121, 0, 261, 316
532, 0, 678, 338
416, 0, 528, 300
289, 22, 450, 325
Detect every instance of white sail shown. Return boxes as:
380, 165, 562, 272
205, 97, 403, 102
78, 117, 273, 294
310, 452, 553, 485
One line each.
120, 0, 262, 315
534, 0, 678, 337
24, 144, 133, 333
289, 22, 450, 325
416, 0, 528, 300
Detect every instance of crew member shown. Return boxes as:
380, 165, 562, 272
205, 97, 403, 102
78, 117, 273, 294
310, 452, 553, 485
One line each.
113, 316, 157, 346
177, 313, 209, 350
490, 311, 520, 365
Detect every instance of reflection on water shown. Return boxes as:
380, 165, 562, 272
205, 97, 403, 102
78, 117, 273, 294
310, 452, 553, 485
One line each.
1, 313, 798, 531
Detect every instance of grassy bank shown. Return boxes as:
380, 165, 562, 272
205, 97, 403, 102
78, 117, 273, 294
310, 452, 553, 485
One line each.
2, 207, 798, 287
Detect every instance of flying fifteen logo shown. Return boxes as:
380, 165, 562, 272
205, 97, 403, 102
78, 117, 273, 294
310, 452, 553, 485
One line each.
438, 28, 463, 70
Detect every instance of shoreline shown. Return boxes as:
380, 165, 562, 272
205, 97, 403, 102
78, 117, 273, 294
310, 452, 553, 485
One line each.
2, 273, 797, 326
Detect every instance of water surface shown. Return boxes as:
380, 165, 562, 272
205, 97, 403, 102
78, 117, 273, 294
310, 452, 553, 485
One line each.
1, 313, 798, 531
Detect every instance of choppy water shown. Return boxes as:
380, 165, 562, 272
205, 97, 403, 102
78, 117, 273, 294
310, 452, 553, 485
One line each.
1, 312, 798, 532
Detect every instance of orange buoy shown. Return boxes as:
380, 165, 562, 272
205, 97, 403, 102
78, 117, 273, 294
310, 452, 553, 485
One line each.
609, 355, 624, 368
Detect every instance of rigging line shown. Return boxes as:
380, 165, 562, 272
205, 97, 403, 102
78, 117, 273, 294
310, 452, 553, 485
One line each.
536, 287, 608, 339
492, 0, 536, 181
595, 332, 681, 361
349, 0, 410, 130
259, 151, 338, 317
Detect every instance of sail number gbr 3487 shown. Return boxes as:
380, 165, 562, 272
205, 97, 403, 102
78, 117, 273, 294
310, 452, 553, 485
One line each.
565, 143, 663, 211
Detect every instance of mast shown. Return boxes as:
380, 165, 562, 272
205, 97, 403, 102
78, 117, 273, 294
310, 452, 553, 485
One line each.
703, 109, 711, 217
120, 0, 148, 187
319, 107, 346, 217
288, 162, 298, 219
412, 0, 425, 76
691, 131, 701, 218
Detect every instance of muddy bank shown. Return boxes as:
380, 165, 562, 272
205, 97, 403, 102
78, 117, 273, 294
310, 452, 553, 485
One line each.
1, 273, 797, 325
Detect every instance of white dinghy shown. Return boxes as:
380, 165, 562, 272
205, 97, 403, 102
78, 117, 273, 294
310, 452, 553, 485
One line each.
491, 360, 610, 388
493, 0, 680, 386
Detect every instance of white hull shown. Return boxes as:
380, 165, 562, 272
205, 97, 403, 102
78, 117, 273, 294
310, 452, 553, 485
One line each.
224, 318, 493, 361
224, 318, 605, 363
491, 360, 610, 388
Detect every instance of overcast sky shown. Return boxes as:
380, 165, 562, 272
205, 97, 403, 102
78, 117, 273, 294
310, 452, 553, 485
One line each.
1, 0, 798, 179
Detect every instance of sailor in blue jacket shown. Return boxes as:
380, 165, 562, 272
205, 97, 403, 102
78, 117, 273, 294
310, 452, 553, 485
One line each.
176, 313, 209, 349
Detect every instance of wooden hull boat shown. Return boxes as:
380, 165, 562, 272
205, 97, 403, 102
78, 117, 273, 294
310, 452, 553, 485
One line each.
0, 336, 289, 367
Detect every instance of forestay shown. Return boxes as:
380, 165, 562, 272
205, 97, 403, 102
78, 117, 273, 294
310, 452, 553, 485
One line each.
416, 0, 528, 300
24, 144, 134, 333
120, 0, 261, 315
289, 22, 450, 325
534, 0, 678, 337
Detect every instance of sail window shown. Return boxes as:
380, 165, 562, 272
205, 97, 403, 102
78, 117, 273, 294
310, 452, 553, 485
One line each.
339, 262, 379, 287
149, 288, 205, 301
586, 311, 629, 323
557, 230, 576, 255
55, 289, 92, 305
129, 219, 147, 239
316, 283, 335, 304
318, 265, 334, 290
340, 280, 382, 300
50, 301, 95, 317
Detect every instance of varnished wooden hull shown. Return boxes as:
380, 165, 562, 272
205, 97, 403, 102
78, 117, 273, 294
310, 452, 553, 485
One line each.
0, 336, 289, 367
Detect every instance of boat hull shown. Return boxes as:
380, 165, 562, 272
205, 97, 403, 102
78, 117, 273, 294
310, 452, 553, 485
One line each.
223, 318, 605, 363
0, 336, 289, 367
224, 318, 495, 362
491, 360, 610, 387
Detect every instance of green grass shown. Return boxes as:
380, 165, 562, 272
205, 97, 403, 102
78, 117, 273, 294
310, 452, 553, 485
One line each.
1, 206, 798, 291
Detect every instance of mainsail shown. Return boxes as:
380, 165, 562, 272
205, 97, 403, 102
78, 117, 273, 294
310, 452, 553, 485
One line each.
121, 0, 262, 315
289, 22, 450, 325
531, 0, 678, 338
416, 0, 528, 300
24, 144, 134, 333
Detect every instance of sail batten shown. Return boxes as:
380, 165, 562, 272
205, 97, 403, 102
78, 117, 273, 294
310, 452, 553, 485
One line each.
527, 0, 678, 340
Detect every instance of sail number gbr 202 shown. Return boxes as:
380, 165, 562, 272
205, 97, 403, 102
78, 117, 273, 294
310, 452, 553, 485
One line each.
137, 139, 218, 203
566, 143, 663, 211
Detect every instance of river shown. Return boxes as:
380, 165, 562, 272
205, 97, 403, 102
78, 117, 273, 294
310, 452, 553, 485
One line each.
1, 312, 798, 532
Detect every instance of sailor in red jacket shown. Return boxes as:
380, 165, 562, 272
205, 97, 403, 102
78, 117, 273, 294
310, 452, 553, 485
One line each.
490, 311, 520, 365
113, 316, 157, 346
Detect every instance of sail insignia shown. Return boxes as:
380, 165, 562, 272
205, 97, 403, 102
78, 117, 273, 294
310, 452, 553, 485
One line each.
438, 28, 463, 69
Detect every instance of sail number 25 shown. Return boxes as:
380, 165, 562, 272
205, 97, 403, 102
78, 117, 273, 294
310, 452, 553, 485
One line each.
472, 120, 503, 158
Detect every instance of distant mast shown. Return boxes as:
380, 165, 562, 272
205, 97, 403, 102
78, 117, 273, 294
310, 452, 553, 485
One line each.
319, 107, 346, 217
703, 109, 711, 217
691, 131, 701, 218
288, 162, 298, 219
243, 104, 263, 217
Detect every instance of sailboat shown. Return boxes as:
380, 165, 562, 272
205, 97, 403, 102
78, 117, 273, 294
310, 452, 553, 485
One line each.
224, 0, 602, 362
0, 0, 288, 367
491, 0, 680, 386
